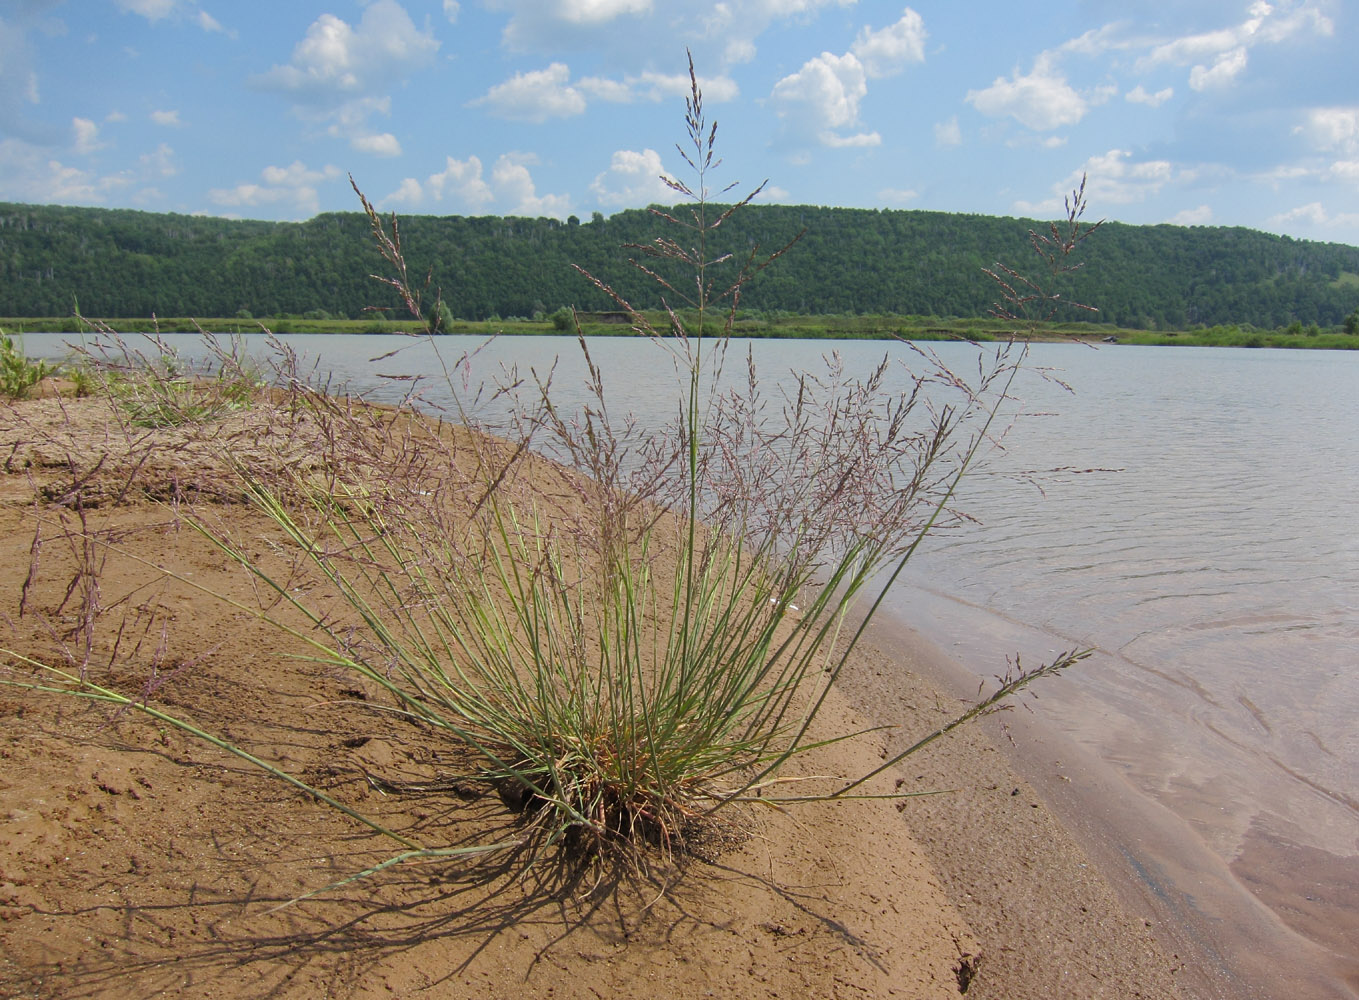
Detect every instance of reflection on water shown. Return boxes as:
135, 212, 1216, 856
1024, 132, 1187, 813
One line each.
29, 332, 1359, 992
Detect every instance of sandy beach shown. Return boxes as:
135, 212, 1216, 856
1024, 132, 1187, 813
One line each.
0, 386, 1191, 999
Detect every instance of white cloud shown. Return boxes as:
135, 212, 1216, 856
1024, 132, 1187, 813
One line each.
590, 148, 674, 206
577, 70, 738, 104
1188, 47, 1247, 91
253, 1, 439, 105
1141, 3, 1332, 92
474, 63, 586, 122
771, 51, 879, 148
1266, 201, 1359, 232
934, 115, 961, 147
1328, 160, 1359, 184
352, 132, 402, 157
209, 161, 342, 218
1270, 202, 1323, 226
851, 8, 926, 79
114, 0, 179, 20
495, 0, 655, 48
558, 0, 652, 23
1126, 84, 1173, 107
491, 153, 571, 219
196, 10, 234, 36
139, 142, 178, 177
150, 109, 182, 127
1297, 107, 1359, 154
1016, 148, 1178, 215
428, 155, 495, 207
1169, 205, 1212, 226
314, 95, 402, 156
878, 187, 917, 205
966, 53, 1088, 131
822, 130, 881, 148
0, 138, 130, 205
72, 117, 103, 154
443, 0, 461, 22
385, 177, 424, 206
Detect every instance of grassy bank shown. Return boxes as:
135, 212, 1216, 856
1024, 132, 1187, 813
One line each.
5, 312, 1359, 348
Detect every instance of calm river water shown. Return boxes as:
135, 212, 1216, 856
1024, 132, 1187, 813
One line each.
29, 332, 1359, 997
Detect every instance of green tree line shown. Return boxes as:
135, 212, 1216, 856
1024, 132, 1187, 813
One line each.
2, 200, 1357, 329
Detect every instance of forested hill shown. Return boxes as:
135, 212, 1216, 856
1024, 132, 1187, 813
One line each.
3, 200, 1358, 330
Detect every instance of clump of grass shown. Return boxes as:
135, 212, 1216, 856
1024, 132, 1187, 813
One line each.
172, 57, 1090, 863
6, 57, 1096, 882
66, 323, 266, 427
0, 331, 52, 399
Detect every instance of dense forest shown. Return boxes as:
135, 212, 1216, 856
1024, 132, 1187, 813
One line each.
2, 200, 1358, 330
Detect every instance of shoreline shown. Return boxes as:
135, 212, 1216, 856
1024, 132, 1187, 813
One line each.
858, 602, 1359, 1000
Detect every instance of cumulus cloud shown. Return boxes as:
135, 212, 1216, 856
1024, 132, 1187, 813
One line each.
1267, 201, 1359, 233
770, 51, 879, 148
1169, 205, 1212, 226
767, 8, 926, 149
589, 148, 674, 206
352, 132, 402, 157
475, 63, 736, 123
443, 0, 461, 22
150, 109, 182, 126
254, 1, 438, 103
72, 117, 103, 154
1126, 84, 1173, 107
428, 155, 496, 207
0, 138, 131, 205
1297, 107, 1359, 154
250, 1, 437, 156
851, 7, 926, 78
491, 153, 572, 218
208, 160, 342, 218
379, 150, 568, 216
1015, 148, 1178, 216
966, 53, 1088, 131
474, 63, 586, 121
252, 0, 434, 143
385, 177, 424, 206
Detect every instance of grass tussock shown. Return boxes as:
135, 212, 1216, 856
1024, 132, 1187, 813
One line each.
5, 57, 1094, 885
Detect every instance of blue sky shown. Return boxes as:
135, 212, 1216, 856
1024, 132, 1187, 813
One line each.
2, 1, 1356, 244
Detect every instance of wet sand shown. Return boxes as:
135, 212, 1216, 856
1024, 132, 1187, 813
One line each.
855, 608, 1359, 1000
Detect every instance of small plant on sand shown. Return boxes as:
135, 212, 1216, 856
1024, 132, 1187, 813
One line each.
0, 331, 52, 399
71, 323, 264, 427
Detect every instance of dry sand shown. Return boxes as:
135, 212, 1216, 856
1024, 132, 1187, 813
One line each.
1, 389, 1190, 999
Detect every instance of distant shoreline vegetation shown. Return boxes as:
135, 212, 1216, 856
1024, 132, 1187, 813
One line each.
2, 200, 1357, 332
5, 312, 1358, 350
